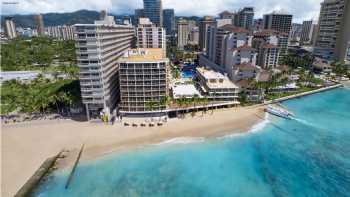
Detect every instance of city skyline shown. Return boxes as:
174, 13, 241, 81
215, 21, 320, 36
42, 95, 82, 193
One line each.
2, 0, 322, 23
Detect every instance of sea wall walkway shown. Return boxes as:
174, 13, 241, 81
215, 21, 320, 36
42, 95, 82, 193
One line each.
14, 151, 62, 197
264, 84, 344, 105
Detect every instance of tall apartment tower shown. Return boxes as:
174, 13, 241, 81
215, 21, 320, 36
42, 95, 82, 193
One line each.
234, 7, 254, 30
34, 14, 45, 36
219, 11, 235, 20
253, 30, 289, 65
137, 18, 166, 56
143, 0, 163, 27
206, 24, 257, 80
263, 12, 293, 34
163, 9, 175, 36
189, 27, 199, 45
118, 48, 169, 115
177, 19, 190, 50
74, 15, 135, 119
300, 20, 316, 45
4, 17, 17, 39
314, 0, 350, 61
199, 16, 216, 52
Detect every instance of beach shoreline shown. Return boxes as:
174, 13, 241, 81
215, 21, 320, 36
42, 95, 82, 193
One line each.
2, 106, 264, 197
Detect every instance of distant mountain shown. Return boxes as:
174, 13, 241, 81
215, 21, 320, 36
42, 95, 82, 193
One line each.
1, 10, 102, 28
1, 9, 202, 28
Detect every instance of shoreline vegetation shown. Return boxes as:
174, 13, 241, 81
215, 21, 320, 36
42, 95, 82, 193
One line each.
2, 84, 345, 197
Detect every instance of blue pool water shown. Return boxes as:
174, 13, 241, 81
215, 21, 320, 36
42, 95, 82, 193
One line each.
181, 70, 194, 78
35, 88, 350, 197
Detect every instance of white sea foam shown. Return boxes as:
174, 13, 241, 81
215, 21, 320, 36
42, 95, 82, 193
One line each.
217, 132, 248, 139
218, 113, 271, 140
249, 113, 270, 133
154, 137, 205, 146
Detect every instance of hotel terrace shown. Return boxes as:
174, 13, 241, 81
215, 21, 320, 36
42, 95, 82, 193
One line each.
195, 67, 240, 104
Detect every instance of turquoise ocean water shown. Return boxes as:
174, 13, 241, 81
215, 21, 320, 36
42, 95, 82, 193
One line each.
35, 87, 350, 197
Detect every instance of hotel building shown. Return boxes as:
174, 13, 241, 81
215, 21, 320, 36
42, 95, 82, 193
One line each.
188, 26, 199, 45
253, 30, 289, 66
204, 24, 257, 81
74, 16, 135, 119
195, 67, 240, 103
47, 25, 75, 40
177, 19, 190, 50
118, 48, 169, 114
163, 9, 175, 36
137, 18, 166, 56
134, 9, 144, 26
300, 20, 316, 45
263, 12, 293, 34
4, 17, 17, 39
143, 0, 163, 27
199, 16, 216, 52
34, 14, 45, 36
234, 7, 254, 30
314, 0, 350, 61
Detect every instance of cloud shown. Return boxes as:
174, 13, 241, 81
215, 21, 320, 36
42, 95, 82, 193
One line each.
1, 0, 322, 23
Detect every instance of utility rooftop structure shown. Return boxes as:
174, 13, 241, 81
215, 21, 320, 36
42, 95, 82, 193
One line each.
74, 15, 135, 119
118, 48, 169, 115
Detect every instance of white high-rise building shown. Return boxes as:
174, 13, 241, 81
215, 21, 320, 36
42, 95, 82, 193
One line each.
137, 18, 166, 56
74, 15, 135, 119
4, 17, 17, 39
177, 19, 190, 50
203, 24, 257, 81
253, 30, 289, 67
47, 26, 75, 40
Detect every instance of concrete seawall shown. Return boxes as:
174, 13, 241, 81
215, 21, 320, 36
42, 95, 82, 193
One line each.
264, 84, 344, 105
14, 151, 62, 197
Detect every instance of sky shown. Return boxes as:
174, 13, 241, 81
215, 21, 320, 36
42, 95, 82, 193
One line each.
1, 0, 323, 23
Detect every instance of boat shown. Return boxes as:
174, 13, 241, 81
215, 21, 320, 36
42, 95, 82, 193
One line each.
265, 105, 293, 119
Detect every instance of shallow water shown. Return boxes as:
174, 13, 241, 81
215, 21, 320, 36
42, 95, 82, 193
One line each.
35, 88, 350, 197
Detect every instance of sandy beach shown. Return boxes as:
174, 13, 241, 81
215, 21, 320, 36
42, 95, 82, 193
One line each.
1, 106, 264, 197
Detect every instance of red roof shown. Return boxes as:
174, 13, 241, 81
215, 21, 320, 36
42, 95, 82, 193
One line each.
263, 43, 278, 49
220, 24, 250, 34
236, 63, 259, 72
254, 29, 289, 37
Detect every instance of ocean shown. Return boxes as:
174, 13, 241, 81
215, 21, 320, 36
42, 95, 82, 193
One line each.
35, 87, 350, 197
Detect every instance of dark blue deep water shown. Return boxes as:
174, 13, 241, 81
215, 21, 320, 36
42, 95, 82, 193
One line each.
35, 88, 350, 197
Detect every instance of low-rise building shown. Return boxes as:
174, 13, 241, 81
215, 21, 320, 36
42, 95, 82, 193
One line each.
195, 67, 240, 103
231, 63, 260, 82
118, 48, 169, 114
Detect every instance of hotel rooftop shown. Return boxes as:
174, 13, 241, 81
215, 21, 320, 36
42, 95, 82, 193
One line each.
196, 67, 238, 89
118, 48, 167, 63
